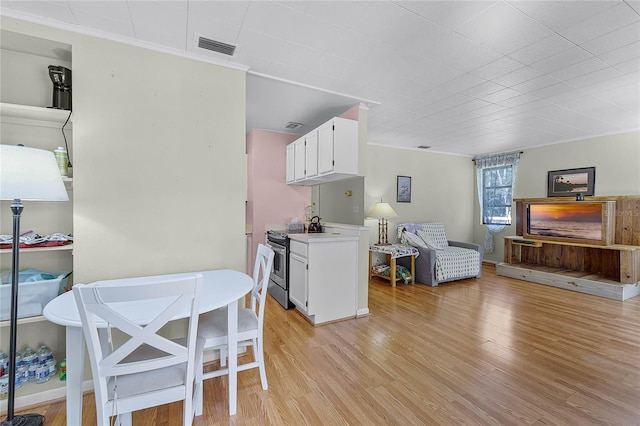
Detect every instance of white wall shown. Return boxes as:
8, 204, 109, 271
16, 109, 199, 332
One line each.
314, 176, 365, 225
3, 16, 248, 283
476, 131, 640, 263
364, 145, 476, 245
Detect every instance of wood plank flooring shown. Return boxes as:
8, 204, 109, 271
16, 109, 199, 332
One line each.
15, 264, 640, 425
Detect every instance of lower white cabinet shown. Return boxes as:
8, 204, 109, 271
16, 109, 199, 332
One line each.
289, 250, 308, 312
288, 235, 357, 324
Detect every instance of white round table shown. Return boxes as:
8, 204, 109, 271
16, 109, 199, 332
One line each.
44, 269, 252, 423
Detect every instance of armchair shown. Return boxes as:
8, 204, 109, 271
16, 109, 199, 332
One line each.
396, 222, 483, 286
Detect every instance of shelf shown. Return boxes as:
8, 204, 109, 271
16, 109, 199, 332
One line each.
0, 374, 67, 413
504, 236, 638, 251
0, 244, 73, 254
496, 262, 640, 301
0, 315, 48, 328
0, 102, 72, 128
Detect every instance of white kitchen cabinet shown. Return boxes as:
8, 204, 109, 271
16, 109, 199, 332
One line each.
286, 116, 359, 186
287, 132, 318, 183
289, 241, 308, 312
305, 131, 318, 178
317, 117, 358, 177
286, 143, 295, 183
293, 137, 306, 181
288, 234, 357, 325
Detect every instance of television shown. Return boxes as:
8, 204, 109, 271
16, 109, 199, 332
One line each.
523, 201, 615, 246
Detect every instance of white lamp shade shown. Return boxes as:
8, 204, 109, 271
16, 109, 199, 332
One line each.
368, 202, 397, 219
0, 145, 69, 201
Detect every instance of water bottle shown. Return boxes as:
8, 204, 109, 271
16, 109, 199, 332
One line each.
17, 365, 28, 388
54, 147, 69, 177
35, 362, 49, 384
46, 358, 57, 378
27, 363, 37, 382
23, 347, 37, 382
38, 345, 53, 363
22, 347, 36, 366
14, 369, 23, 390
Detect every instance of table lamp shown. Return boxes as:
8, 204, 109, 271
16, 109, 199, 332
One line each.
0, 144, 68, 426
368, 201, 397, 246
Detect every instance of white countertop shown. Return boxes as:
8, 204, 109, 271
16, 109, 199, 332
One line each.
288, 232, 359, 243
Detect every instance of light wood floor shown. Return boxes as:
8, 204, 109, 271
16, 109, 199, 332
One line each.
17, 264, 640, 425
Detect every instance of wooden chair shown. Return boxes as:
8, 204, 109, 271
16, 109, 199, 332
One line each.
196, 244, 274, 413
73, 274, 204, 426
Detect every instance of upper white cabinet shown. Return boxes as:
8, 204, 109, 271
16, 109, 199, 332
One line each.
285, 143, 295, 183
305, 131, 318, 178
286, 116, 358, 186
293, 137, 306, 181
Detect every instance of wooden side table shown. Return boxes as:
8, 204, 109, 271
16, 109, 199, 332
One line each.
369, 244, 419, 287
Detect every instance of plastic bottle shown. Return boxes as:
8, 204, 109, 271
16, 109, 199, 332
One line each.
54, 147, 69, 177
23, 347, 37, 382
17, 365, 27, 388
0, 376, 8, 400
0, 351, 7, 376
14, 370, 23, 390
59, 359, 66, 381
22, 347, 36, 365
38, 345, 52, 363
35, 362, 49, 384
46, 358, 57, 378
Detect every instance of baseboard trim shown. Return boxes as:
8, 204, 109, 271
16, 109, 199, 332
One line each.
356, 308, 370, 317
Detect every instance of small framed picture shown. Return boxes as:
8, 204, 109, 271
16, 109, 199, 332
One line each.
397, 176, 411, 203
547, 167, 595, 197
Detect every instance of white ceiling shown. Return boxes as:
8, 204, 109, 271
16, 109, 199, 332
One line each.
1, 1, 639, 157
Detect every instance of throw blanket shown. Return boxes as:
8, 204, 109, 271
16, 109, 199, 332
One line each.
434, 247, 480, 281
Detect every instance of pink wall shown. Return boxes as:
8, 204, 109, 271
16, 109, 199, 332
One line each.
246, 129, 311, 270
340, 104, 360, 120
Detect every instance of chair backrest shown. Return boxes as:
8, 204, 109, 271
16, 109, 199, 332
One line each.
419, 222, 449, 248
250, 244, 275, 327
73, 274, 203, 410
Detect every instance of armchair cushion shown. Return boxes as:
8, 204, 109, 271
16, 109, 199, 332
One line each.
403, 231, 429, 249
417, 230, 444, 250
433, 246, 480, 282
418, 222, 449, 248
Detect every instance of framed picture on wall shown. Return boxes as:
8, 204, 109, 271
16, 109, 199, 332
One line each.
547, 167, 595, 197
397, 176, 411, 203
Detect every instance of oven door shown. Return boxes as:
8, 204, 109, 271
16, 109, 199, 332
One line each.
266, 241, 286, 288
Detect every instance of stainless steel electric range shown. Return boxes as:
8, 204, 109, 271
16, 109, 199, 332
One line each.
265, 230, 294, 309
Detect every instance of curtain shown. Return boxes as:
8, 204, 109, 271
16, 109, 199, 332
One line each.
475, 151, 520, 253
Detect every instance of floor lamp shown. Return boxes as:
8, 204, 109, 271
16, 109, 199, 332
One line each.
0, 145, 68, 426
368, 201, 397, 246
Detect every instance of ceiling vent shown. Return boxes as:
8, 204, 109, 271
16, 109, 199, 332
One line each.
417, 145, 431, 149
196, 35, 236, 56
285, 122, 304, 130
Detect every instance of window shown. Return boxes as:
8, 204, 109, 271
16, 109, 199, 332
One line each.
482, 165, 513, 225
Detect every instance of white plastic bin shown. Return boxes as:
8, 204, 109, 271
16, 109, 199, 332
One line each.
0, 272, 69, 321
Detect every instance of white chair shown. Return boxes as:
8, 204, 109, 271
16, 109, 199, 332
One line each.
196, 244, 274, 413
73, 274, 204, 426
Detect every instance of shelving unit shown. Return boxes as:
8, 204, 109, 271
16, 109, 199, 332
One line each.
1, 32, 74, 409
497, 197, 640, 301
